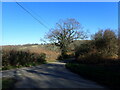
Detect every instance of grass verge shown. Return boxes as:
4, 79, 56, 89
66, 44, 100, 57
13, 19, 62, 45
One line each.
2, 62, 47, 71
2, 77, 17, 89
65, 62, 120, 89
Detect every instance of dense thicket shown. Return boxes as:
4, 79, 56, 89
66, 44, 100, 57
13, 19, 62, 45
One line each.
2, 50, 46, 70
75, 29, 118, 64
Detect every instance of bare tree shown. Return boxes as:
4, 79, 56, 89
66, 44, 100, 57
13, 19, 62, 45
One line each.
46, 18, 87, 58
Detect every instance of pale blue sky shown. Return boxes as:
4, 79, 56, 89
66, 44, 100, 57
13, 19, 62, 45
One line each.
2, 2, 118, 45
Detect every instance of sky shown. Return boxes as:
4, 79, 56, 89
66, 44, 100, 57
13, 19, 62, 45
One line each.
2, 2, 118, 45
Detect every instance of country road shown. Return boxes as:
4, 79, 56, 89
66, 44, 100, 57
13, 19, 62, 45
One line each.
1, 62, 106, 88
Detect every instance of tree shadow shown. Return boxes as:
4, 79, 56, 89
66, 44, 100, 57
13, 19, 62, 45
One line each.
6, 63, 105, 88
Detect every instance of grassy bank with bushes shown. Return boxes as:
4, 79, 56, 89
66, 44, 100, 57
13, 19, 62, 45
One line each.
2, 50, 46, 70
66, 29, 120, 88
66, 61, 120, 89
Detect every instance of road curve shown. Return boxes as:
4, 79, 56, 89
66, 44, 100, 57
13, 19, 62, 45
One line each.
2, 62, 106, 88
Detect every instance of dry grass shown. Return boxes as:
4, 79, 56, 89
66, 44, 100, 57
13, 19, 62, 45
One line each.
28, 47, 60, 61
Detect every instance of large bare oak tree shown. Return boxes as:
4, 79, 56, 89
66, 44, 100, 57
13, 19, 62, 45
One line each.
46, 18, 86, 58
